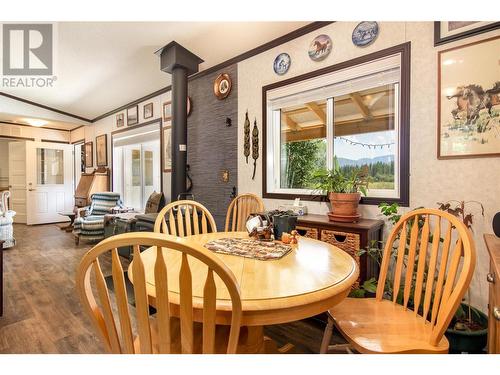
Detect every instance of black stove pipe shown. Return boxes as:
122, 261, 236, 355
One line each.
171, 66, 188, 201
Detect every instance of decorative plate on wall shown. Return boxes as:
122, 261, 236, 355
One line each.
273, 53, 291, 76
308, 34, 332, 61
352, 22, 379, 47
213, 73, 232, 100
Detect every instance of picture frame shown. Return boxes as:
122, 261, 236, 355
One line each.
95, 134, 108, 167
437, 35, 500, 159
143, 102, 153, 119
163, 101, 172, 122
127, 105, 139, 126
116, 113, 124, 128
434, 21, 500, 46
162, 126, 172, 172
84, 141, 93, 168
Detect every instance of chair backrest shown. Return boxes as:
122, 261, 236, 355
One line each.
90, 192, 122, 215
375, 208, 476, 346
0, 191, 9, 215
154, 200, 217, 236
224, 193, 264, 232
76, 232, 242, 354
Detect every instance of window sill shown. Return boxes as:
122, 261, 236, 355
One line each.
262, 192, 409, 207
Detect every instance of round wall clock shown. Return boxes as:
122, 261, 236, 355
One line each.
213, 73, 232, 100
273, 53, 291, 75
308, 34, 332, 61
352, 22, 379, 47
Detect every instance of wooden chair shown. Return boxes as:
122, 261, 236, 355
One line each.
154, 200, 217, 236
320, 208, 476, 354
76, 232, 242, 354
225, 193, 264, 232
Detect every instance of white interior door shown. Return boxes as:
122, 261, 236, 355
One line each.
26, 141, 74, 225
8, 141, 27, 223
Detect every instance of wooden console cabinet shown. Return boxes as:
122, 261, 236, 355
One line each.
485, 234, 500, 354
297, 214, 384, 286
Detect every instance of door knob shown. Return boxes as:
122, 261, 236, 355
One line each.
487, 273, 495, 283
494, 307, 500, 321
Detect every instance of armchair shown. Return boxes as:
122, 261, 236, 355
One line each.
73, 192, 122, 245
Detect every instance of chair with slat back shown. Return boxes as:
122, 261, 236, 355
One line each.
224, 193, 265, 232
154, 200, 217, 236
320, 208, 476, 354
76, 232, 242, 354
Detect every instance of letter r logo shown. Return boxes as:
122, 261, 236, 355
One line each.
2, 24, 53, 76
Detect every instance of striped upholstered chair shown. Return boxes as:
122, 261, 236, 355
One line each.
73, 192, 122, 245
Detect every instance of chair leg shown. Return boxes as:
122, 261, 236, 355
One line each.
320, 315, 334, 354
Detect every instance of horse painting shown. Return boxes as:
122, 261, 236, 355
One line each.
446, 82, 500, 127
313, 40, 329, 55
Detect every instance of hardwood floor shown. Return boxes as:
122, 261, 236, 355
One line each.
0, 224, 344, 354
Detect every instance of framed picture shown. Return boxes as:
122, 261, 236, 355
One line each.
116, 113, 124, 128
95, 134, 108, 167
127, 105, 139, 126
434, 21, 500, 46
84, 141, 93, 168
162, 126, 172, 172
143, 102, 153, 119
163, 101, 172, 122
438, 35, 500, 159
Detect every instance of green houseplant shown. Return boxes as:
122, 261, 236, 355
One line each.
311, 157, 368, 222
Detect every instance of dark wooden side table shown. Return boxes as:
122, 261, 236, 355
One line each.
58, 211, 76, 232
296, 214, 384, 285
1, 239, 4, 317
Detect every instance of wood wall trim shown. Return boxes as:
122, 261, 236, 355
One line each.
261, 42, 411, 207
111, 118, 162, 135
71, 138, 85, 145
41, 139, 70, 144
0, 121, 71, 133
0, 135, 35, 141
0, 92, 92, 122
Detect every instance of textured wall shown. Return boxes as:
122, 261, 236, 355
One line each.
187, 64, 238, 230
237, 22, 500, 312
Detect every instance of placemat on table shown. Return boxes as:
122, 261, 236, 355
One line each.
204, 238, 292, 261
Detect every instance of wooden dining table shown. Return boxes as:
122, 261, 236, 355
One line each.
128, 231, 358, 353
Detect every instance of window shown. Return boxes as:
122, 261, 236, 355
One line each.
37, 148, 64, 185
263, 44, 410, 205
112, 122, 162, 210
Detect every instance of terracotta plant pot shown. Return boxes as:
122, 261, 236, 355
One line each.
327, 192, 361, 222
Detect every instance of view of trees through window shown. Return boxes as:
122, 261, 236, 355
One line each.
279, 83, 397, 193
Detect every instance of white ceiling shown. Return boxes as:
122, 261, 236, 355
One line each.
0, 22, 308, 120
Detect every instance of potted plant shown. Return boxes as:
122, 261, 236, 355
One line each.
438, 200, 488, 353
312, 157, 368, 222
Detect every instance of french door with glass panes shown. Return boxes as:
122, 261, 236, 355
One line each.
120, 141, 160, 211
